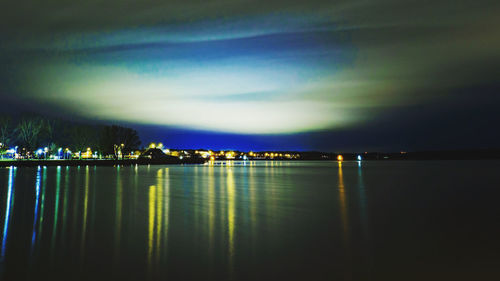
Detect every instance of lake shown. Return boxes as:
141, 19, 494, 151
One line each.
1, 161, 500, 280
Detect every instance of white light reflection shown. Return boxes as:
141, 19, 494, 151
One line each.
31, 166, 42, 254
1, 167, 16, 262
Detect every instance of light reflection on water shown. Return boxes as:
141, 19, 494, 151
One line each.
338, 162, 349, 245
1, 167, 15, 269
30, 166, 42, 255
227, 166, 235, 278
1, 161, 500, 280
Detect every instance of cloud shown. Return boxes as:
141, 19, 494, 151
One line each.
1, 0, 499, 145
21, 60, 362, 134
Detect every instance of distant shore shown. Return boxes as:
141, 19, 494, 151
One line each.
0, 158, 207, 167
2, 148, 500, 167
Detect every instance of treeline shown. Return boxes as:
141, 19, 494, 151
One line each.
0, 114, 141, 158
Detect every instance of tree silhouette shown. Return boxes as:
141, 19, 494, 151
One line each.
69, 124, 99, 157
0, 115, 13, 147
0, 115, 13, 157
16, 117, 44, 152
99, 125, 141, 158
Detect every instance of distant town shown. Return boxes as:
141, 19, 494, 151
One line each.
1, 114, 499, 163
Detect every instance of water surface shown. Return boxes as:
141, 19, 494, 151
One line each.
1, 161, 500, 280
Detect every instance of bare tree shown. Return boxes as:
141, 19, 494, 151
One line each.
0, 116, 13, 158
68, 124, 98, 158
0, 115, 12, 147
16, 117, 44, 152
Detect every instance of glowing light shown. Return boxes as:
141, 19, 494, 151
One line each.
82, 148, 93, 159
225, 151, 235, 159
337, 155, 343, 161
357, 155, 362, 161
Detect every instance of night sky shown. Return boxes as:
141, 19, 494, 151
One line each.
1, 0, 499, 151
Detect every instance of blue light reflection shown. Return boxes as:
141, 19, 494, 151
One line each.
1, 167, 16, 262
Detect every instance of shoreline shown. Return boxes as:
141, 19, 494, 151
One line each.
0, 158, 207, 167
1, 156, 499, 167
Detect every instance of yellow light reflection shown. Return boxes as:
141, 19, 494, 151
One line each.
193, 167, 200, 235
147, 168, 170, 275
338, 162, 349, 242
248, 163, 257, 253
208, 165, 215, 257
162, 168, 170, 262
155, 169, 163, 265
227, 167, 235, 277
81, 166, 89, 263
338, 162, 353, 279
148, 184, 156, 274
61, 167, 70, 248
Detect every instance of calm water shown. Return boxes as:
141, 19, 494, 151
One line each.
0, 161, 500, 281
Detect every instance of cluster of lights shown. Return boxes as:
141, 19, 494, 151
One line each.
3, 143, 365, 163
148, 142, 164, 149
337, 155, 363, 161
4, 146, 102, 160
143, 145, 303, 161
